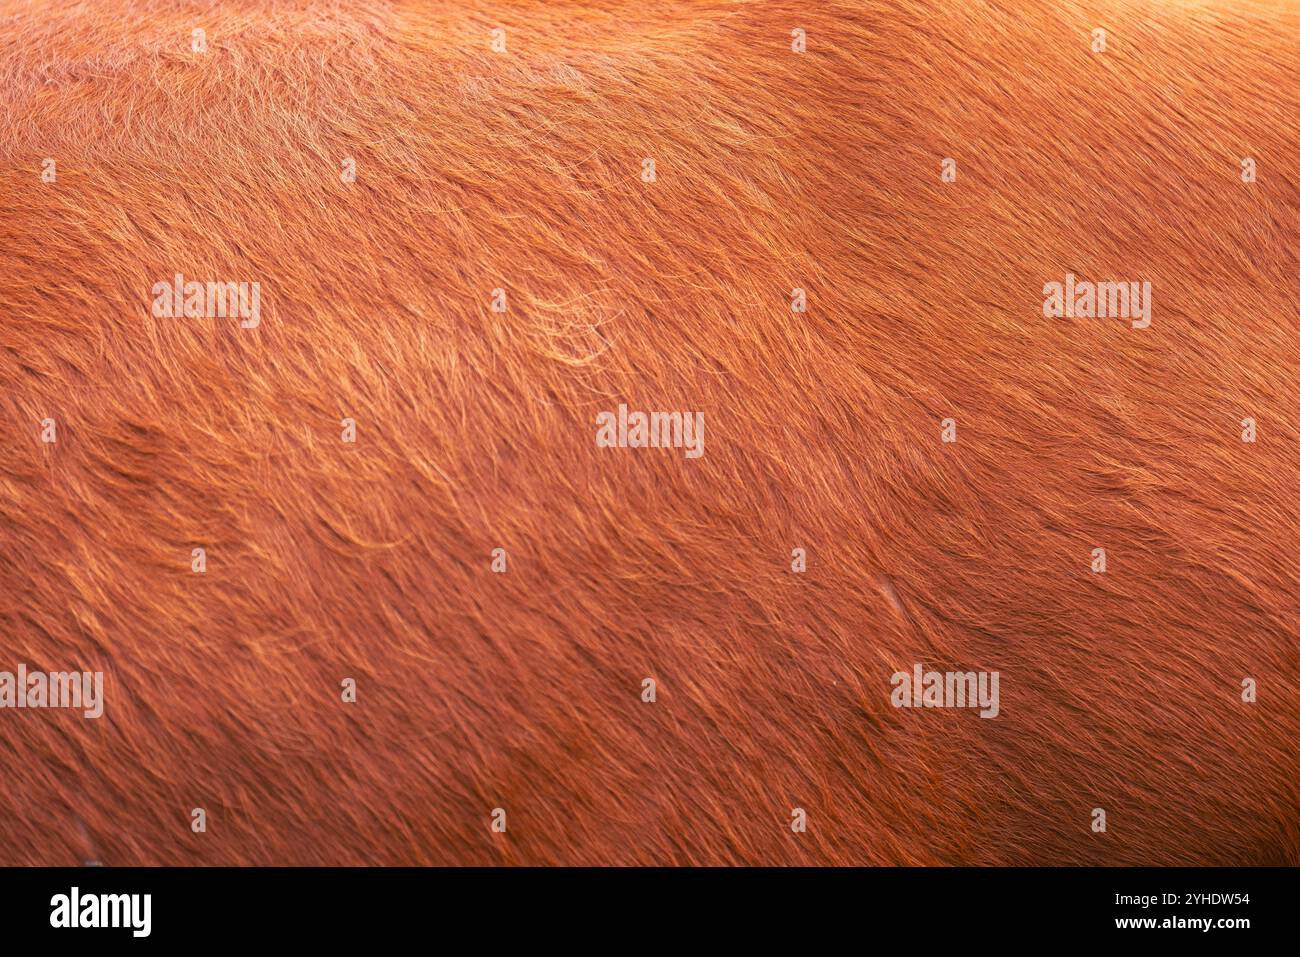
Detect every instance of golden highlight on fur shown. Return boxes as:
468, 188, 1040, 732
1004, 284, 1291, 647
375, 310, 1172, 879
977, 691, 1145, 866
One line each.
1, 0, 1298, 865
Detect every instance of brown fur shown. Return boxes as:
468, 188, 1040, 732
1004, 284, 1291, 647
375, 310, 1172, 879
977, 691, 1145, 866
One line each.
1, 0, 1298, 865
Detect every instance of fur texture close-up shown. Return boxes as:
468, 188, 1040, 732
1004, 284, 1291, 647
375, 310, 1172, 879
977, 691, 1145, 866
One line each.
1, 0, 1298, 866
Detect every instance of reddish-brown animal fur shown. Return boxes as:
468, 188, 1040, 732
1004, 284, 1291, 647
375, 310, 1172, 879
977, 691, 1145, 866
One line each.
1, 0, 1298, 865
